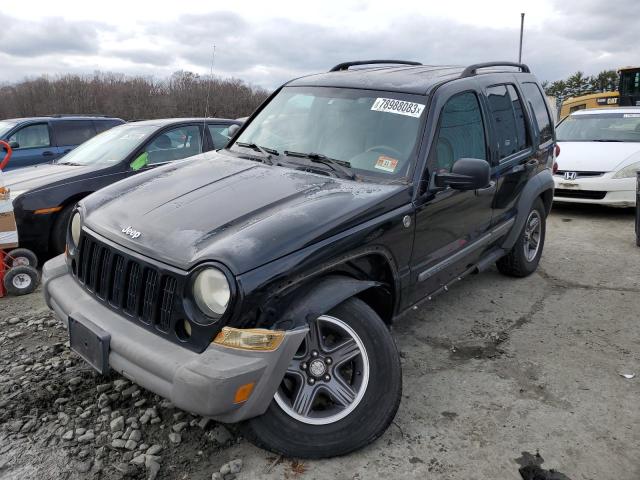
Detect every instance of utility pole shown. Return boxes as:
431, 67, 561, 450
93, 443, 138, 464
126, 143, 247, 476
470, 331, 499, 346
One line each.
518, 13, 525, 63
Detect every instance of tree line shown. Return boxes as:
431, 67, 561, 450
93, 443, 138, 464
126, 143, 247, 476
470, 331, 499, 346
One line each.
0, 71, 271, 121
542, 70, 619, 101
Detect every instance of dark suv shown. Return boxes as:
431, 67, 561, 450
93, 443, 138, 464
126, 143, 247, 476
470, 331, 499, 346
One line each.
43, 61, 555, 458
0, 115, 124, 170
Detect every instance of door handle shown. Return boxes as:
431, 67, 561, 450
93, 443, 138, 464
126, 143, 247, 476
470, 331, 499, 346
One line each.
476, 181, 496, 196
42, 151, 54, 157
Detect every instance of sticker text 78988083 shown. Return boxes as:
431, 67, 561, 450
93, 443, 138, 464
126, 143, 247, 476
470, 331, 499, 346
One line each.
371, 98, 425, 118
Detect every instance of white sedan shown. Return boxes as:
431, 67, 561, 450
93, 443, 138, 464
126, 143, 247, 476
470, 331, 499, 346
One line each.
554, 108, 640, 207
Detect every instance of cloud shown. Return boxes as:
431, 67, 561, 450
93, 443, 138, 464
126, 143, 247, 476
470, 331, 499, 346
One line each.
0, 14, 103, 57
0, 3, 639, 89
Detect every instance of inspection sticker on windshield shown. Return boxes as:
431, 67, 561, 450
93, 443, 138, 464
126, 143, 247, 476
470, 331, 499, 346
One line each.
375, 155, 399, 173
623, 114, 640, 118
371, 98, 425, 118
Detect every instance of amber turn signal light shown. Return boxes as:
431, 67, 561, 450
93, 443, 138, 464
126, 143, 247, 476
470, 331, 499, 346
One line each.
234, 383, 255, 404
213, 327, 284, 351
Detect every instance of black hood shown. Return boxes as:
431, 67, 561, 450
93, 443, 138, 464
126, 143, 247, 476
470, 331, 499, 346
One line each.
2, 163, 100, 193
82, 151, 409, 274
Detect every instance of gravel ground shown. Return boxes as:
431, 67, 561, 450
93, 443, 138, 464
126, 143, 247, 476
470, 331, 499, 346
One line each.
1, 204, 638, 480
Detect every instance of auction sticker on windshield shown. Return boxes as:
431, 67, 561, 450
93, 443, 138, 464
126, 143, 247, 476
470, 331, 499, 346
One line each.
371, 98, 425, 118
375, 155, 399, 173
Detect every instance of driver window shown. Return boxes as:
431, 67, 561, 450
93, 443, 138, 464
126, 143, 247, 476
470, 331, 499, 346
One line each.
432, 92, 487, 173
9, 123, 50, 149
144, 125, 202, 165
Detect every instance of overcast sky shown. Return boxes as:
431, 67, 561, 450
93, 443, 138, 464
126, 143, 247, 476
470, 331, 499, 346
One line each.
0, 0, 637, 89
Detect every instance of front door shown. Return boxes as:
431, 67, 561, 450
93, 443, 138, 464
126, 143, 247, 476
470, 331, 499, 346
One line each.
410, 88, 495, 302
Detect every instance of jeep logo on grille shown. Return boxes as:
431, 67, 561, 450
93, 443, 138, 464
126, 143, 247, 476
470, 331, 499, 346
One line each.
121, 226, 142, 239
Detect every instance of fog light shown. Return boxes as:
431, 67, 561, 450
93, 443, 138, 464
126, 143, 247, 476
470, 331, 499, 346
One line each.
213, 327, 284, 351
176, 319, 192, 340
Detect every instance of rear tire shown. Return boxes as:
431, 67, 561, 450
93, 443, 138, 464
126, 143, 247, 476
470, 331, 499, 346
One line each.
497, 198, 546, 277
4, 266, 39, 296
242, 297, 402, 458
5, 248, 38, 268
51, 203, 76, 255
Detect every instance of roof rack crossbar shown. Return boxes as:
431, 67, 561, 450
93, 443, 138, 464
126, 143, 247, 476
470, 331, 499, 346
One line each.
48, 114, 113, 118
460, 61, 530, 78
329, 60, 422, 72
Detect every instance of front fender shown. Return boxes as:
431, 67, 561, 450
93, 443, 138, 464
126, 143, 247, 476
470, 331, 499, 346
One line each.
273, 275, 380, 330
501, 169, 554, 250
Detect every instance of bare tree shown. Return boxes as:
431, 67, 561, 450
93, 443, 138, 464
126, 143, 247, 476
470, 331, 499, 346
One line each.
0, 71, 270, 120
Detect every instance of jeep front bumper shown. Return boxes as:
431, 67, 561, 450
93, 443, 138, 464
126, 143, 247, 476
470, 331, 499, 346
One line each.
42, 254, 307, 423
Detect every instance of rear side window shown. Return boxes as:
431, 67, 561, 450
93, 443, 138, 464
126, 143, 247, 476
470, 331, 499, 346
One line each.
432, 92, 487, 173
208, 124, 232, 150
521, 83, 553, 143
8, 123, 50, 148
53, 120, 97, 146
94, 120, 123, 134
486, 84, 529, 160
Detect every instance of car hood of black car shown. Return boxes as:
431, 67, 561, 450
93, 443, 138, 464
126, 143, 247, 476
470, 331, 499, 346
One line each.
82, 151, 409, 274
2, 163, 99, 193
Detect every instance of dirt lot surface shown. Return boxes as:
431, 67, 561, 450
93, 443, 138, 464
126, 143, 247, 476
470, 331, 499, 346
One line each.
1, 204, 638, 480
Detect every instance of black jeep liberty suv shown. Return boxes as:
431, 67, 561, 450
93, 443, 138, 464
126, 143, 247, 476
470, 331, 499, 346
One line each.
43, 60, 555, 458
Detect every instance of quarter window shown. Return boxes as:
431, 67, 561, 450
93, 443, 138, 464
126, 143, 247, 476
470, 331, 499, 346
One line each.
53, 120, 97, 146
486, 84, 529, 160
432, 92, 487, 173
8, 123, 50, 149
521, 83, 553, 143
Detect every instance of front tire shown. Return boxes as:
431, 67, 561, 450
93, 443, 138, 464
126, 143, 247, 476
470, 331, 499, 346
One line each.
497, 198, 546, 277
243, 297, 402, 458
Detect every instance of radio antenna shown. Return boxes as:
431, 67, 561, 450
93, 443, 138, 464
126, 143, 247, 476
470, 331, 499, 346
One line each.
201, 44, 216, 152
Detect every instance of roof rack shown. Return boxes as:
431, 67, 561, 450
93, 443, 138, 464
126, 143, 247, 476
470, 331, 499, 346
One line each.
460, 61, 530, 78
329, 60, 422, 72
49, 114, 113, 118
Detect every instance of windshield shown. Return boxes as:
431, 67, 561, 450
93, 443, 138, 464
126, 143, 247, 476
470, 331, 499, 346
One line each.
620, 70, 640, 97
57, 124, 156, 165
556, 113, 640, 142
0, 120, 18, 139
232, 86, 426, 179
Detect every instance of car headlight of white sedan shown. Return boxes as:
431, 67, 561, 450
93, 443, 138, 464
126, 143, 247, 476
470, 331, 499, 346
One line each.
613, 161, 640, 178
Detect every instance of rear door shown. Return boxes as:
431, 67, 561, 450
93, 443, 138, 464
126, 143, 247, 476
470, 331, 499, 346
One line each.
52, 120, 98, 156
476, 79, 536, 228
5, 122, 60, 170
410, 84, 495, 301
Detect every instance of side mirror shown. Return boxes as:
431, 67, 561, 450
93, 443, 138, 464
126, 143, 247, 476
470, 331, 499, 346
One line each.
8, 141, 19, 149
227, 124, 240, 138
434, 157, 491, 190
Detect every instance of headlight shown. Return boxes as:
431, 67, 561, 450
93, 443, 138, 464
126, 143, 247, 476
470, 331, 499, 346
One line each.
613, 161, 640, 178
193, 268, 231, 316
70, 212, 81, 248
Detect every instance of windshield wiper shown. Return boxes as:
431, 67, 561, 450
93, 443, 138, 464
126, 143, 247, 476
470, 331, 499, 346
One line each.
235, 142, 279, 165
592, 139, 625, 142
283, 151, 356, 180
57, 161, 83, 166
